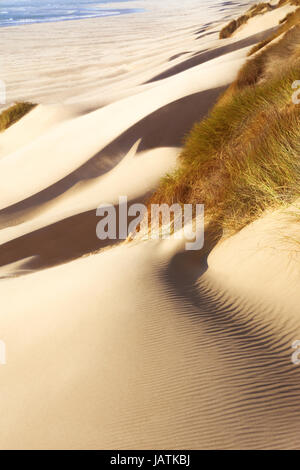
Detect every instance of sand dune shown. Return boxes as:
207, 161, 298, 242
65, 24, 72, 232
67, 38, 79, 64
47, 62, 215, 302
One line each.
234, 2, 297, 38
0, 47, 246, 212
0, 145, 178, 271
0, 45, 247, 252
145, 27, 278, 83
0, 0, 299, 450
0, 212, 299, 449
0, 104, 85, 159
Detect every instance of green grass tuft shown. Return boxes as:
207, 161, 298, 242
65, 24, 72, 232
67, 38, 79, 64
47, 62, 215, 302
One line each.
148, 26, 300, 237
0, 102, 36, 132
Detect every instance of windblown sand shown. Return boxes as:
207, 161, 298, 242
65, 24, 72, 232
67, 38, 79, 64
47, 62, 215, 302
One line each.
0, 0, 299, 449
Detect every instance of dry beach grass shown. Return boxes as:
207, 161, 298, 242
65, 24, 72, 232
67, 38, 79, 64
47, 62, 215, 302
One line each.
149, 11, 300, 237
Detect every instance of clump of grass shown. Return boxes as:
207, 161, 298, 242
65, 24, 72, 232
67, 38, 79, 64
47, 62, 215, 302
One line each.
219, 2, 273, 39
220, 20, 240, 40
148, 27, 300, 238
236, 23, 300, 87
249, 6, 300, 55
0, 102, 36, 132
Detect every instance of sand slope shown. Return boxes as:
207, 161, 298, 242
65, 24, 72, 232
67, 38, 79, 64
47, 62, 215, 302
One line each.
0, 212, 299, 449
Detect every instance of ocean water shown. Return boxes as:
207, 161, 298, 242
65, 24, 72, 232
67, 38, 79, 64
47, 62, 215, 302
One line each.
0, 0, 252, 28
0, 0, 144, 27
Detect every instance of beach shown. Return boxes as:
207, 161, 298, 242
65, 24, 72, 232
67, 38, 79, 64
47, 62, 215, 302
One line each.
1, 0, 255, 108
0, 0, 300, 450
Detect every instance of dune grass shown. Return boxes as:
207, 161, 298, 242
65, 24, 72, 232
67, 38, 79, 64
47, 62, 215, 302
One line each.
249, 6, 300, 54
148, 27, 300, 237
219, 2, 273, 39
0, 102, 36, 132
237, 23, 300, 87
220, 0, 300, 40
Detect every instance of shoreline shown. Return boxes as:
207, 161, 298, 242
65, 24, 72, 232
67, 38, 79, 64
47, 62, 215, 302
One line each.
0, 10, 145, 29
0, 0, 145, 29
